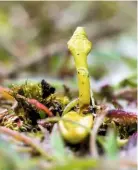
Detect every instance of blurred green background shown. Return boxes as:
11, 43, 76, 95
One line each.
0, 1, 137, 89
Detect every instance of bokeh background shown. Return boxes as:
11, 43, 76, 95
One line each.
0, 1, 137, 91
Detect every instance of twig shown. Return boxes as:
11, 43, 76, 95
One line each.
0, 126, 53, 161
90, 106, 108, 158
27, 98, 53, 117
15, 94, 54, 117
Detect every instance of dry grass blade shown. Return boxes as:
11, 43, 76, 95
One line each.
90, 106, 108, 158
0, 126, 53, 161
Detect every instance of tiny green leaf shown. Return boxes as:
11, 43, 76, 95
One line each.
50, 125, 66, 161
103, 129, 118, 159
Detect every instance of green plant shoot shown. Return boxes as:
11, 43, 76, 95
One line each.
59, 27, 93, 144
68, 27, 92, 111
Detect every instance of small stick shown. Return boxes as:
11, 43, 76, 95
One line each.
27, 98, 53, 117
90, 107, 108, 158
0, 126, 53, 161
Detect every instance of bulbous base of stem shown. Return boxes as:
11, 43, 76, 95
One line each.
59, 111, 93, 144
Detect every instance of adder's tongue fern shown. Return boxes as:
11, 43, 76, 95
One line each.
59, 27, 93, 144
68, 27, 92, 111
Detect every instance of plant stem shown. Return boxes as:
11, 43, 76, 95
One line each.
68, 27, 92, 111
38, 116, 91, 133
